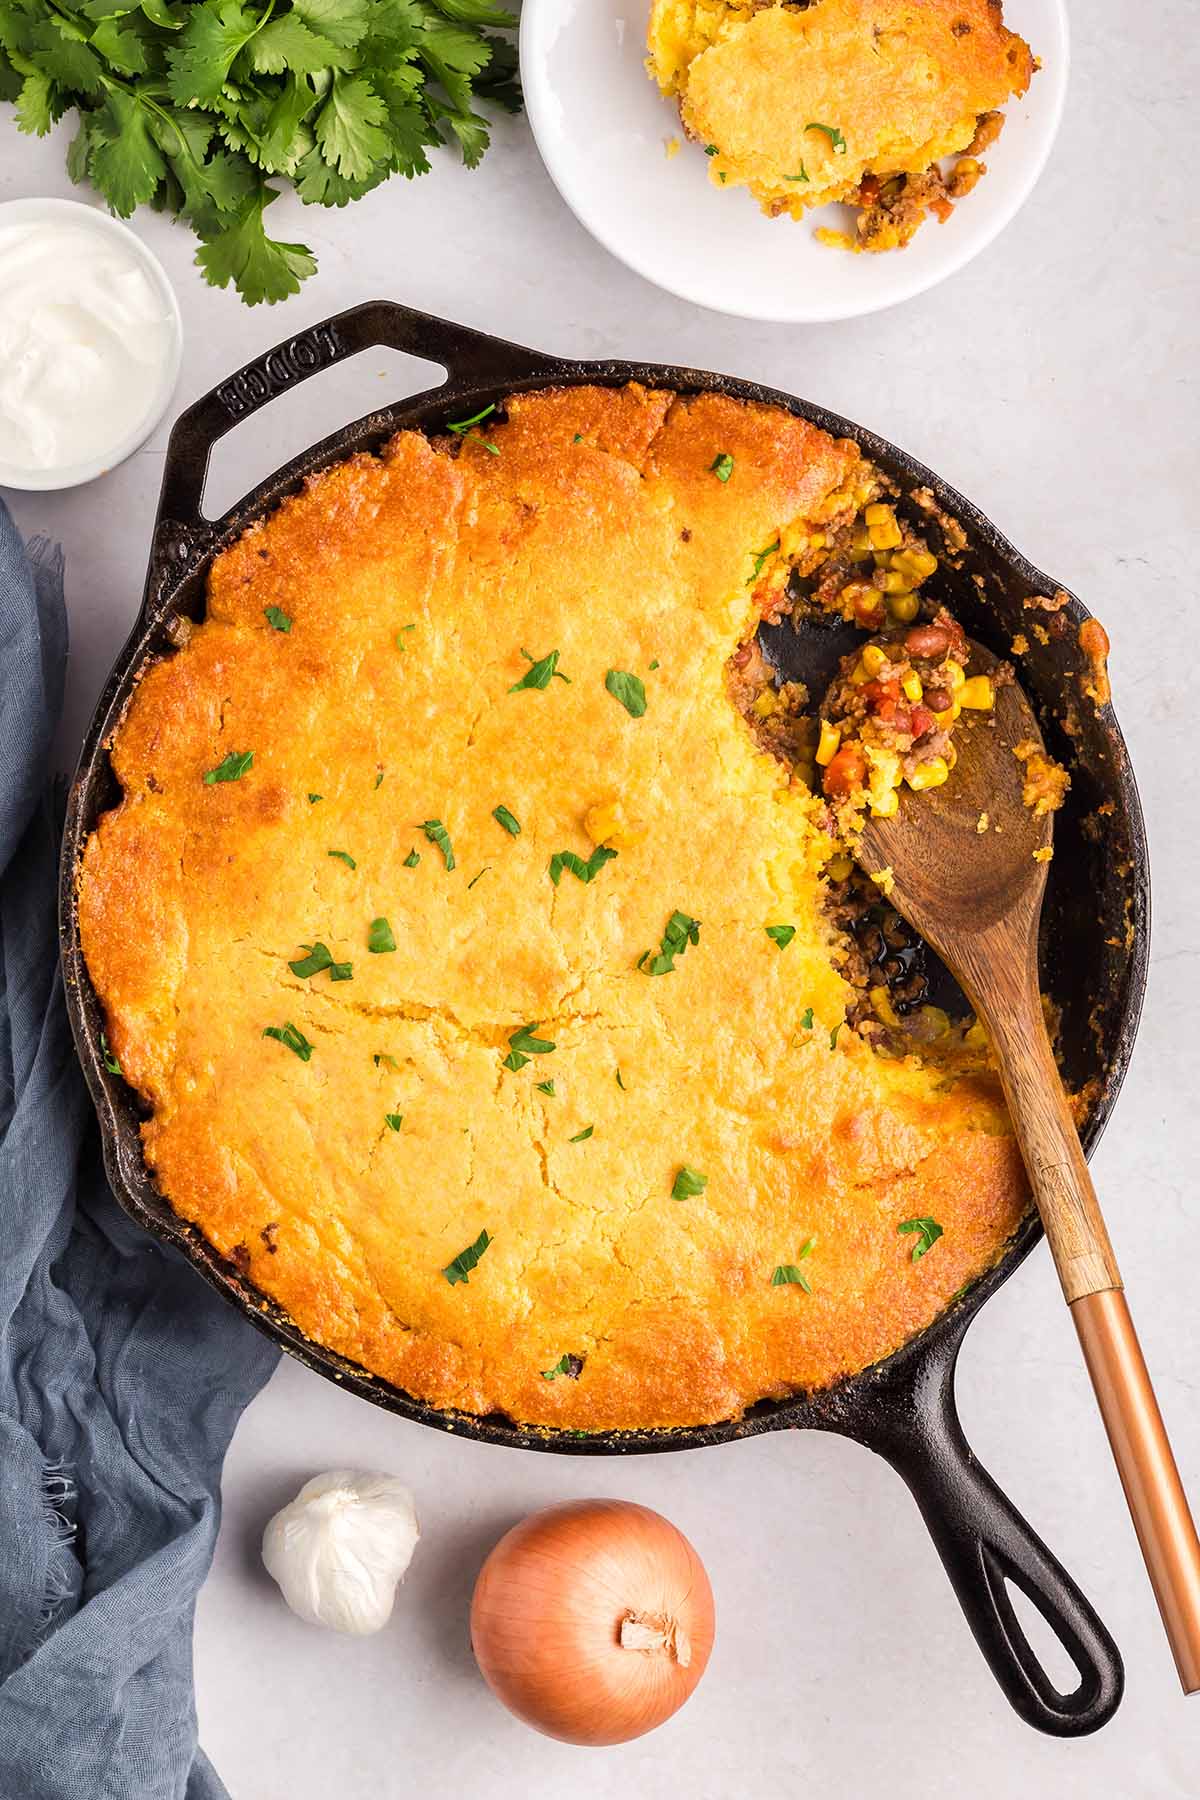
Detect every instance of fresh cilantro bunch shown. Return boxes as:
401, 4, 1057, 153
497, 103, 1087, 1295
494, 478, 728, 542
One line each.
0, 0, 520, 303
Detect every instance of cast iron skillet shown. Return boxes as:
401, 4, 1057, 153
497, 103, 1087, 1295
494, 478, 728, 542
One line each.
60, 300, 1149, 1737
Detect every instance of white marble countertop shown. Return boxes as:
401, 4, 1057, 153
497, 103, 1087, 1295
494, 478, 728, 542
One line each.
5, 5, 1199, 1792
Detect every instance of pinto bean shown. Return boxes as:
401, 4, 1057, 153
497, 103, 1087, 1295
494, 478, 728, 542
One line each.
904, 623, 952, 658
923, 686, 952, 713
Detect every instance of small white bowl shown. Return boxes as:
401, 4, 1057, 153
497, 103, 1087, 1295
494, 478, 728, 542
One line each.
0, 197, 183, 492
521, 0, 1068, 324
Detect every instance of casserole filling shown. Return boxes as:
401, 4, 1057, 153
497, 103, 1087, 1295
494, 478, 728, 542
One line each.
78, 383, 1030, 1433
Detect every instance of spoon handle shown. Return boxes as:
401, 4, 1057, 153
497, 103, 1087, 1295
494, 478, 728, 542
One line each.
986, 969, 1200, 1694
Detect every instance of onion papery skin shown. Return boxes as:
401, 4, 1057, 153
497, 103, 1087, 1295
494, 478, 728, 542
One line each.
470, 1499, 715, 1745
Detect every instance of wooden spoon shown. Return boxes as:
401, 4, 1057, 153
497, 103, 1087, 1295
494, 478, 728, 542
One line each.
850, 642, 1200, 1694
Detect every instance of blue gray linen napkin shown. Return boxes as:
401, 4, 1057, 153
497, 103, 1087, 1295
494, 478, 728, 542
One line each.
0, 496, 280, 1800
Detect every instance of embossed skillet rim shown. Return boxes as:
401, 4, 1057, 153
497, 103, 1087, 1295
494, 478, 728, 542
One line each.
59, 300, 1150, 1457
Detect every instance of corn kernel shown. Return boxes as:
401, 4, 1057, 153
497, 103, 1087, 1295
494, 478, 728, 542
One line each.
815, 719, 841, 766
861, 643, 889, 676
907, 756, 950, 791
932, 707, 954, 728
870, 985, 901, 1027
958, 675, 995, 711
751, 689, 779, 717
865, 503, 902, 551
870, 788, 899, 818
882, 570, 914, 594
826, 853, 853, 880
852, 481, 875, 507
900, 671, 923, 702
848, 525, 872, 562
584, 799, 644, 850
888, 592, 920, 623
944, 660, 966, 692
892, 548, 938, 582
945, 743, 958, 770
920, 1005, 951, 1037
964, 1019, 990, 1050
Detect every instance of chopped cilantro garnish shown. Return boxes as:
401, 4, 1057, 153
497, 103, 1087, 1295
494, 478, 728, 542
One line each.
639, 910, 700, 976
785, 165, 810, 183
541, 1353, 583, 1381
549, 845, 618, 886
830, 1023, 844, 1049
747, 538, 780, 584
204, 750, 253, 784
535, 1079, 556, 1096
604, 670, 647, 718
264, 606, 292, 632
671, 1165, 708, 1200
510, 647, 570, 692
395, 624, 416, 650
420, 819, 455, 870
289, 942, 352, 982
443, 1228, 491, 1286
704, 143, 718, 156
493, 804, 521, 836
263, 1021, 314, 1062
385, 1112, 404, 1133
467, 866, 490, 890
615, 1068, 626, 1090
772, 1239, 816, 1291
649, 659, 660, 671
447, 404, 497, 435
899, 1217, 944, 1262
374, 771, 384, 789
718, 171, 727, 183
798, 1007, 815, 1031
327, 850, 356, 870
477, 440, 501, 456
100, 1031, 121, 1075
805, 121, 847, 153
403, 849, 421, 868
502, 1022, 556, 1072
573, 432, 584, 443
308, 793, 322, 804
569, 1125, 594, 1143
766, 925, 796, 950
368, 917, 396, 954
374, 1053, 399, 1071
710, 453, 734, 482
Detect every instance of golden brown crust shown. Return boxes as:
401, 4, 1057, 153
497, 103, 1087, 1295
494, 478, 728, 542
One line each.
79, 384, 1028, 1432
648, 0, 1034, 241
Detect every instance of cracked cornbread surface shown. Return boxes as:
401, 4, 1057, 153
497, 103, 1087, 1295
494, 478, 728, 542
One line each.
79, 384, 1028, 1432
647, 0, 1034, 250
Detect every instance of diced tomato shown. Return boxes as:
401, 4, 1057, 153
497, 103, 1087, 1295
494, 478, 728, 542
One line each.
822, 744, 867, 798
910, 705, 934, 739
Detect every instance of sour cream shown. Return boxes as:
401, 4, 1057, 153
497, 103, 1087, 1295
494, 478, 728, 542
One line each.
0, 200, 182, 490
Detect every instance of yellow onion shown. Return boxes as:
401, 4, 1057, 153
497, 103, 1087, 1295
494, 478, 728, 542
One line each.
470, 1499, 715, 1745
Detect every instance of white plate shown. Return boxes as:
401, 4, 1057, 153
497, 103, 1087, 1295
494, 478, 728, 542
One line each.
521, 0, 1068, 324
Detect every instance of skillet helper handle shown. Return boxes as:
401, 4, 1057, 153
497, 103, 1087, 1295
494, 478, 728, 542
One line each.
880, 1361, 1124, 1736
986, 968, 1200, 1694
157, 299, 550, 530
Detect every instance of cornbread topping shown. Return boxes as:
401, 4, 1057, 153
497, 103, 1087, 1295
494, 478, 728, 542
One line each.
79, 384, 1029, 1432
647, 0, 1035, 254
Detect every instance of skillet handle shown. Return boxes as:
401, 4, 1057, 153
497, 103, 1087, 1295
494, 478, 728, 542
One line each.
157, 299, 554, 530
872, 1337, 1123, 1735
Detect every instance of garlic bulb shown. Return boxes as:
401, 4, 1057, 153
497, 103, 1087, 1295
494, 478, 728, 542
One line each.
262, 1470, 420, 1634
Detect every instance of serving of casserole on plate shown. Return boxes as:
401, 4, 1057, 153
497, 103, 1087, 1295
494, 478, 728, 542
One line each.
78, 381, 1032, 1434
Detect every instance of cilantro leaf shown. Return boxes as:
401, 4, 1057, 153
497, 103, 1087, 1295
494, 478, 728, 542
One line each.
385, 1111, 404, 1132
638, 910, 700, 977
291, 0, 373, 49
368, 917, 397, 954
443, 1227, 491, 1285
798, 1006, 815, 1031
604, 670, 647, 718
263, 1020, 315, 1061
195, 183, 317, 307
87, 90, 167, 216
765, 925, 796, 949
327, 849, 356, 869
241, 14, 351, 75
100, 1031, 122, 1076
314, 72, 392, 179
568, 1125, 594, 1143
288, 941, 352, 981
535, 1079, 555, 1096
772, 1239, 816, 1291
710, 453, 734, 482
898, 1217, 944, 1262
805, 121, 847, 154
510, 647, 569, 692
492, 804, 521, 836
671, 1165, 707, 1200
541, 1353, 583, 1381
420, 818, 455, 869
501, 1022, 555, 1072
264, 605, 292, 632
747, 538, 781, 584
204, 749, 252, 784
549, 846, 617, 887
166, 0, 262, 107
